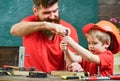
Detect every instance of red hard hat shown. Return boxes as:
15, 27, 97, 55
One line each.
82, 20, 120, 54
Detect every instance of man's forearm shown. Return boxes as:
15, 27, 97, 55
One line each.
10, 22, 50, 36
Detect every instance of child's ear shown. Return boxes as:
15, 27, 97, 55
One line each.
105, 41, 111, 49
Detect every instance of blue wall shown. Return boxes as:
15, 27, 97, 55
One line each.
0, 0, 98, 47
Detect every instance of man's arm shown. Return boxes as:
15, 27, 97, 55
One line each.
10, 21, 70, 36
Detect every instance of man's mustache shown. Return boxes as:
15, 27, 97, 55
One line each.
45, 18, 60, 23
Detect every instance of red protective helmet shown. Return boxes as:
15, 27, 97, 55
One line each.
82, 20, 120, 54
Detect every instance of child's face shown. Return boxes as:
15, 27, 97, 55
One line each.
87, 35, 107, 54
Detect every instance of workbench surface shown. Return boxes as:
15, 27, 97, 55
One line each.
0, 75, 79, 81
0, 75, 119, 81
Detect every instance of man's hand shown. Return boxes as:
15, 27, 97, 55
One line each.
47, 22, 71, 36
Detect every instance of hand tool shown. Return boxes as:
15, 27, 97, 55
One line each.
81, 75, 120, 80
63, 30, 68, 69
61, 75, 80, 80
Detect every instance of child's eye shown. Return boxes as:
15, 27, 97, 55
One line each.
88, 42, 91, 44
93, 42, 98, 45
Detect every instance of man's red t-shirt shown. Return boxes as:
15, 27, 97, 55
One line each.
81, 51, 114, 76
22, 15, 78, 72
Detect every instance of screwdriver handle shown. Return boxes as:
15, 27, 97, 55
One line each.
65, 30, 68, 36
110, 75, 120, 80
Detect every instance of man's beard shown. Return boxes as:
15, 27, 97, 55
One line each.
39, 17, 60, 37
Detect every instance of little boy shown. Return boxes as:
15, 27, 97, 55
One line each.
60, 20, 120, 76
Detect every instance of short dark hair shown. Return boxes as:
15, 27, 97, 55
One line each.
33, 0, 58, 8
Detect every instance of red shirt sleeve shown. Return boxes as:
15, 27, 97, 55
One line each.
98, 51, 114, 76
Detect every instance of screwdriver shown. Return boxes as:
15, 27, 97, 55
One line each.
63, 30, 68, 68
81, 76, 110, 80
81, 75, 120, 80
110, 75, 120, 80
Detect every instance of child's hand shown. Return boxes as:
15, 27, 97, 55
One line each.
60, 36, 75, 50
63, 36, 75, 46
60, 38, 68, 51
67, 62, 84, 72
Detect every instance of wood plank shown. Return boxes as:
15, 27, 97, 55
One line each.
51, 70, 88, 77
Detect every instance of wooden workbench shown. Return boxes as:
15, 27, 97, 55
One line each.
0, 75, 80, 81
0, 70, 120, 81
0, 75, 120, 81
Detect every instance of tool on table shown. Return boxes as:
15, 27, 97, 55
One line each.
81, 75, 120, 80
18, 46, 25, 68
27, 71, 47, 78
0, 65, 27, 76
81, 76, 110, 80
61, 75, 80, 80
110, 75, 120, 80
61, 75, 120, 80
0, 67, 13, 76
